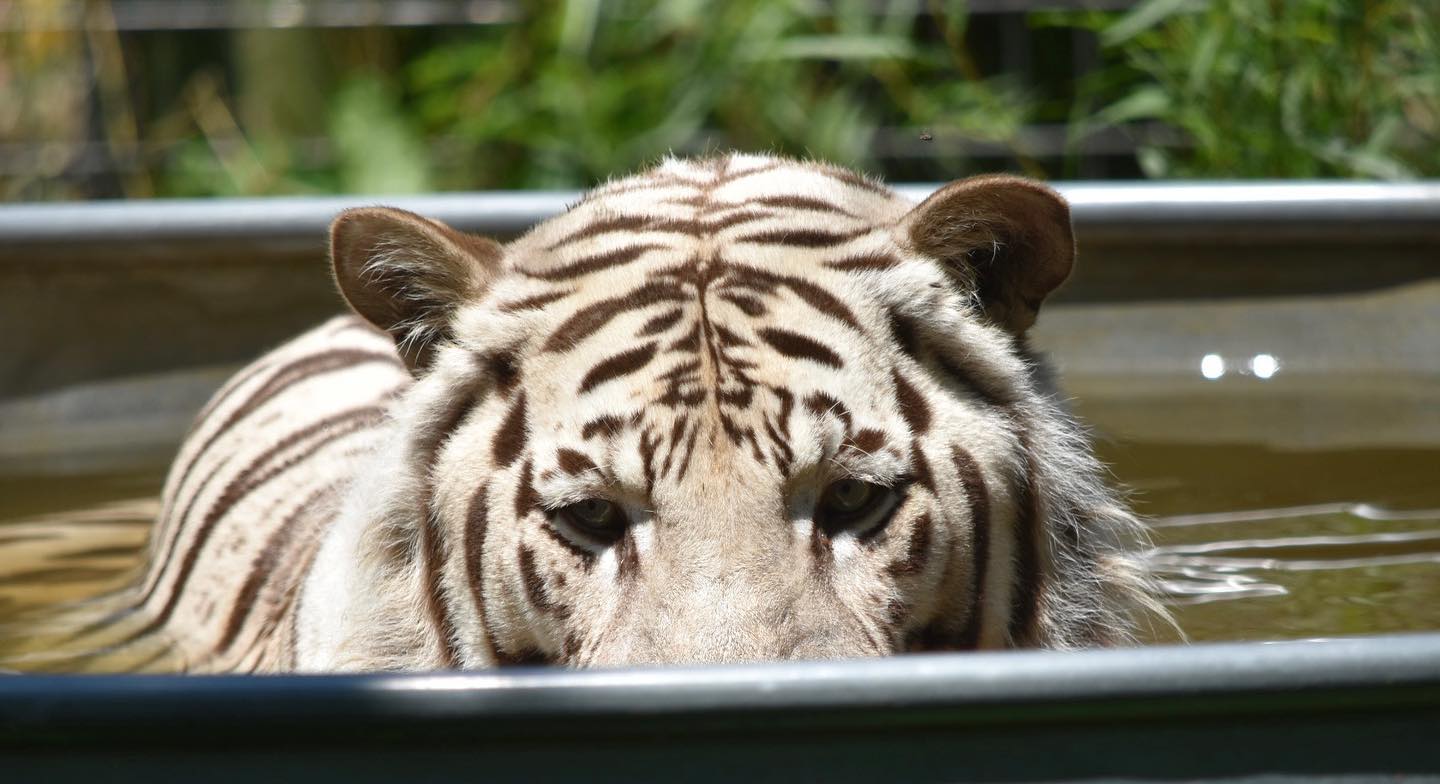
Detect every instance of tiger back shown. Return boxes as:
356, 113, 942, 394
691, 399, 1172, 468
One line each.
77, 154, 1156, 672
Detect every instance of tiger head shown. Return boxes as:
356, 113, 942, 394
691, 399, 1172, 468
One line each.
301, 155, 1151, 670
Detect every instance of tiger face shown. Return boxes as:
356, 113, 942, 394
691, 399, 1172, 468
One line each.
303, 155, 1147, 670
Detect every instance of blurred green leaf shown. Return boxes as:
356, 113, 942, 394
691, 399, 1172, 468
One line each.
751, 35, 917, 61
1102, 0, 1200, 46
1094, 86, 1170, 126
1080, 0, 1440, 180
329, 77, 433, 194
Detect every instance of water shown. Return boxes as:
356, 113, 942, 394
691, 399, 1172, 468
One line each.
0, 472, 157, 615
1093, 439, 1440, 643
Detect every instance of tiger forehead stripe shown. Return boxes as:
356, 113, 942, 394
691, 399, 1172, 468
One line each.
758, 327, 844, 369
803, 391, 852, 428
638, 308, 684, 336
544, 213, 653, 251
719, 264, 863, 330
521, 242, 669, 281
748, 194, 857, 216
588, 159, 785, 198
542, 281, 685, 352
498, 289, 572, 313
824, 252, 900, 272
891, 368, 932, 435
547, 211, 774, 252
555, 448, 598, 476
581, 413, 629, 441
735, 226, 872, 248
578, 342, 659, 393
842, 427, 888, 456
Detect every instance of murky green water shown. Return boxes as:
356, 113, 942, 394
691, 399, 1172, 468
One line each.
0, 473, 157, 617
1095, 439, 1440, 643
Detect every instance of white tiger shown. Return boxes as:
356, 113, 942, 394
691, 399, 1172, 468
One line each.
40, 154, 1156, 672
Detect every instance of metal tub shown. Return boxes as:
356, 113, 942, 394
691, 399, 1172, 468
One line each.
1, 183, 1437, 780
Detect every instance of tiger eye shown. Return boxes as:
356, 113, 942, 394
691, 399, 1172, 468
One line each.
814, 478, 899, 539
572, 499, 615, 524
561, 498, 627, 541
822, 479, 876, 514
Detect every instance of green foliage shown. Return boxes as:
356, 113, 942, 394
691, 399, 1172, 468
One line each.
330, 77, 435, 194
5, 0, 1439, 198
1077, 0, 1440, 178
401, 0, 1028, 189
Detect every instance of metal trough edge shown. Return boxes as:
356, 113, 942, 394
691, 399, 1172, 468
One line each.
2, 181, 1440, 261
5, 634, 1440, 726
3, 635, 1440, 781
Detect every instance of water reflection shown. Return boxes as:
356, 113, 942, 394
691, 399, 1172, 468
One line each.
1153, 521, 1440, 605
1199, 353, 1280, 380
1250, 353, 1279, 379
1154, 566, 1288, 605
1153, 504, 1440, 595
1143, 498, 1440, 643
1200, 353, 1225, 380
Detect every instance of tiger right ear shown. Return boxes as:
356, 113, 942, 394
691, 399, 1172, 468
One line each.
330, 207, 503, 371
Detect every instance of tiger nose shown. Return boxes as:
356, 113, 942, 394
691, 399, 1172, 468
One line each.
638, 572, 835, 659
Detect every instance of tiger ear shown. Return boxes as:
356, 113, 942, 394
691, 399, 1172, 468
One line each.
903, 175, 1074, 334
330, 207, 503, 371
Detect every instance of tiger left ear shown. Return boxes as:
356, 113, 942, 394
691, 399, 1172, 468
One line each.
330, 207, 503, 372
903, 175, 1074, 334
